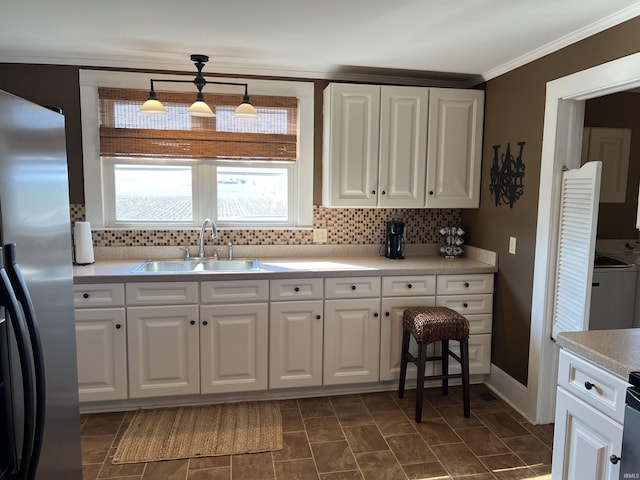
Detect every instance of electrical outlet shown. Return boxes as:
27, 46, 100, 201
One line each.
313, 228, 328, 244
509, 236, 517, 255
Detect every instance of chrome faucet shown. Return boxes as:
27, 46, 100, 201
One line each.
198, 218, 218, 258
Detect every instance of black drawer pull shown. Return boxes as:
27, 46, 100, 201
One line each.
315, 315, 321, 320
407, 284, 412, 289
190, 320, 195, 325
351, 285, 357, 291
83, 293, 90, 299
464, 282, 470, 288
371, 190, 376, 195
385, 311, 390, 317
584, 381, 596, 390
373, 312, 379, 317
381, 190, 386, 195
294, 287, 300, 292
115, 324, 121, 329
463, 303, 468, 308
429, 190, 434, 195
610, 455, 621, 464
202, 320, 208, 326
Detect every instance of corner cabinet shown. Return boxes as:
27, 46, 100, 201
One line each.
426, 88, 484, 208
322, 83, 484, 209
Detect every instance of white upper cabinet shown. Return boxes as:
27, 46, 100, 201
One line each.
581, 127, 631, 203
323, 83, 484, 208
323, 84, 429, 208
426, 88, 484, 208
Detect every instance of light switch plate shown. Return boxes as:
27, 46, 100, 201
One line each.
509, 236, 517, 255
313, 228, 328, 244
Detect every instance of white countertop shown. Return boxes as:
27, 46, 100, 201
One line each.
557, 329, 640, 379
73, 255, 497, 283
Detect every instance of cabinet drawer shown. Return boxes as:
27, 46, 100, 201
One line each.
382, 275, 436, 297
74, 283, 124, 308
436, 274, 494, 295
435, 294, 493, 315
446, 333, 492, 375
325, 276, 381, 299
270, 278, 323, 301
466, 314, 493, 335
557, 350, 629, 424
126, 282, 198, 306
201, 280, 269, 304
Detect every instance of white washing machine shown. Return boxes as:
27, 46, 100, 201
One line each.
590, 255, 637, 330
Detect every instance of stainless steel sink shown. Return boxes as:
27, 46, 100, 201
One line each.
133, 259, 261, 273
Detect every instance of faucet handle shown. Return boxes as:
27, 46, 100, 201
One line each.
179, 247, 191, 259
213, 248, 219, 260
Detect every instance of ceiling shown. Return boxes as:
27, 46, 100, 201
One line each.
2, 1, 640, 86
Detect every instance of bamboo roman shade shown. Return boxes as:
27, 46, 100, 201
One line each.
98, 88, 298, 161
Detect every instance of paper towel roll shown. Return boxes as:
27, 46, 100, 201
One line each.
74, 221, 94, 265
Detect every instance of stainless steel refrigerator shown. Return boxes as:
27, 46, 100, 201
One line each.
0, 89, 82, 479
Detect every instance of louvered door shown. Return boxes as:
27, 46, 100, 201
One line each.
552, 161, 602, 339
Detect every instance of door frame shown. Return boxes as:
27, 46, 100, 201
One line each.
529, 52, 640, 423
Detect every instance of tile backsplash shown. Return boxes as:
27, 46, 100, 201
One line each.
70, 204, 461, 247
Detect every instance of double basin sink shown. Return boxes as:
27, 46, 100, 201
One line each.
133, 258, 261, 273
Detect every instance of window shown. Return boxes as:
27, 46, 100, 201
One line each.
80, 70, 314, 228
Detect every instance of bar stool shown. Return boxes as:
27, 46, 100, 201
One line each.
398, 306, 470, 422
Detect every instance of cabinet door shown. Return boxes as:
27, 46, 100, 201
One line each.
127, 305, 200, 398
378, 86, 429, 208
269, 300, 323, 389
322, 83, 380, 207
75, 308, 127, 402
200, 303, 268, 394
324, 298, 380, 385
426, 88, 484, 208
379, 296, 435, 381
552, 388, 622, 480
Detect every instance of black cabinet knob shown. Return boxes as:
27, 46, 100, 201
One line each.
83, 293, 90, 299
115, 324, 121, 329
584, 381, 596, 390
202, 320, 208, 326
381, 190, 386, 195
609, 454, 621, 464
294, 287, 300, 292
385, 312, 390, 317
372, 190, 376, 195
190, 320, 196, 325
315, 315, 321, 320
407, 284, 412, 289
351, 285, 357, 291
373, 312, 379, 317
429, 191, 434, 195
463, 303, 468, 308
464, 282, 470, 288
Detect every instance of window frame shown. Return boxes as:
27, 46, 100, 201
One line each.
79, 69, 314, 229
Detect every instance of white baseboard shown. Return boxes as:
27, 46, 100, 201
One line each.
484, 363, 536, 424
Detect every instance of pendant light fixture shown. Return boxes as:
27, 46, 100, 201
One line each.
138, 54, 259, 118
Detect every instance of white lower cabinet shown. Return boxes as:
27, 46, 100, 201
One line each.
552, 350, 627, 480
127, 305, 200, 398
199, 303, 268, 394
75, 308, 127, 402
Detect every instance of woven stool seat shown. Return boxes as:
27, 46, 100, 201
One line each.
399, 306, 471, 422
403, 306, 469, 343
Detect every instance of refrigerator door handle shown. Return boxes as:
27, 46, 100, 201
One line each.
0, 252, 37, 480
4, 244, 45, 480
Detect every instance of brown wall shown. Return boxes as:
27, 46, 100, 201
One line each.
462, 17, 640, 385
584, 92, 640, 238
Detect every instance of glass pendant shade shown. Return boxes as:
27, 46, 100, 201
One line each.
187, 100, 215, 117
233, 101, 259, 118
139, 98, 168, 114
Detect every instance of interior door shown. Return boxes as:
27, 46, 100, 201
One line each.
552, 161, 602, 339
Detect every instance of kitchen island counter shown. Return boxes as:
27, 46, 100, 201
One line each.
556, 329, 640, 379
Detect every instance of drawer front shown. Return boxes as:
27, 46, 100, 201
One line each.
324, 276, 381, 299
74, 283, 125, 308
126, 282, 198, 306
445, 333, 492, 375
435, 294, 493, 315
436, 274, 494, 295
557, 349, 629, 424
201, 280, 269, 304
382, 275, 436, 297
466, 314, 493, 335
270, 278, 323, 301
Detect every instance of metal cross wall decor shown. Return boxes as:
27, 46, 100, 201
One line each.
489, 142, 526, 208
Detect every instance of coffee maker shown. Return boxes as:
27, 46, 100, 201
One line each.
385, 220, 405, 259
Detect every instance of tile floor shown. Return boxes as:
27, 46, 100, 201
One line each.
80, 384, 553, 480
